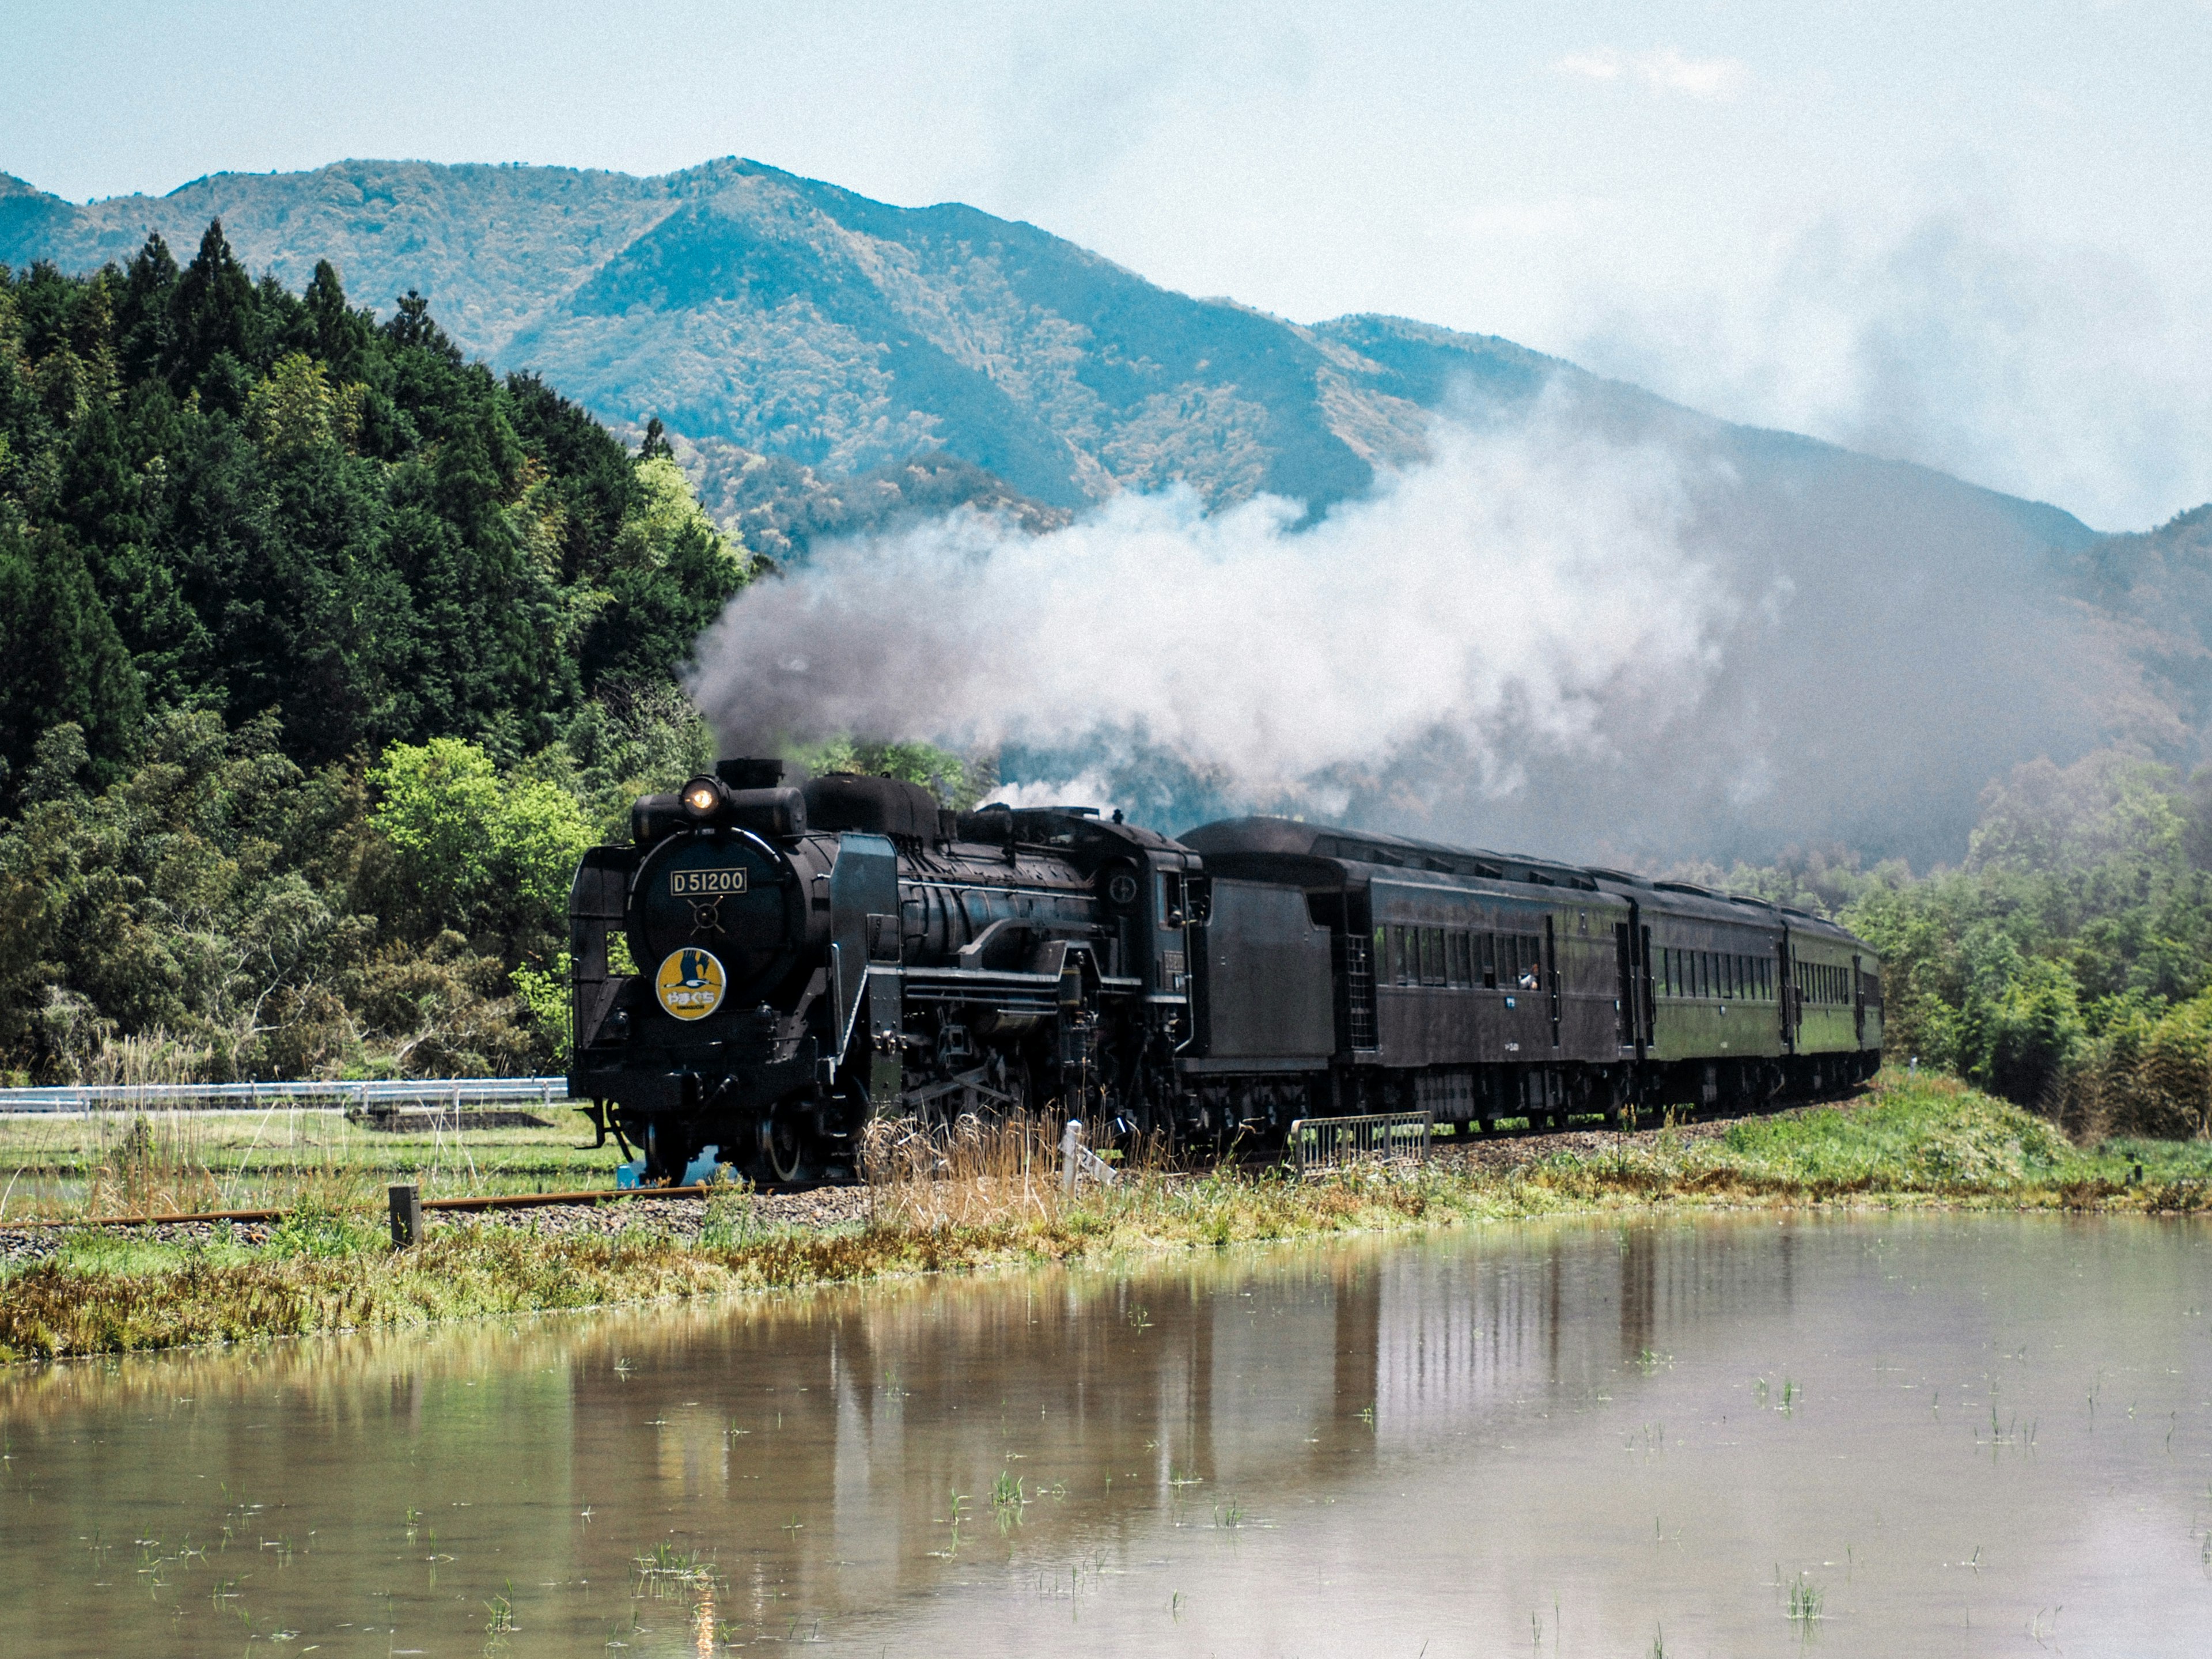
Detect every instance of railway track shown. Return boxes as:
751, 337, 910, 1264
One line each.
7, 1092, 1860, 1234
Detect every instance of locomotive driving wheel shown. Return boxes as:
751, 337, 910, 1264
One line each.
642, 1119, 688, 1187
755, 1111, 819, 1185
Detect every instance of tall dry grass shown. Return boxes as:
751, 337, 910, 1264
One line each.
75, 1109, 381, 1219
858, 1113, 1159, 1229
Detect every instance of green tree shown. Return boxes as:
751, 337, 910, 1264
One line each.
366, 737, 594, 949
0, 517, 143, 786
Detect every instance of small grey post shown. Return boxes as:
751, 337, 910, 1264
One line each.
1060, 1119, 1083, 1195
388, 1183, 422, 1248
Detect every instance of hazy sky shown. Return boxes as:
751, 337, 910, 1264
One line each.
3, 0, 2207, 528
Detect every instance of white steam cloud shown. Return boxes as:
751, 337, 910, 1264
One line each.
690, 388, 2114, 865
691, 404, 1740, 816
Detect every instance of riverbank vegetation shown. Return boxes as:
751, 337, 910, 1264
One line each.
3, 1070, 2205, 1363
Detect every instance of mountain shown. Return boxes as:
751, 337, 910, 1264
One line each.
0, 159, 2090, 538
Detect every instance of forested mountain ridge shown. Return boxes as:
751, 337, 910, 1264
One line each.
0, 158, 2091, 552
0, 223, 751, 1082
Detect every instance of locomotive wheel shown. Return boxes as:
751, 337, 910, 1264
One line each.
642, 1119, 688, 1187
755, 1113, 819, 1185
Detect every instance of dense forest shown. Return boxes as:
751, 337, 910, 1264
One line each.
1699, 747, 2212, 1139
0, 222, 753, 1083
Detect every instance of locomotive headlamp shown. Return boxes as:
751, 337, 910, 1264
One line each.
680, 778, 721, 819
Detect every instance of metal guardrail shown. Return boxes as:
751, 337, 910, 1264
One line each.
0, 1077, 573, 1115
1289, 1109, 1434, 1178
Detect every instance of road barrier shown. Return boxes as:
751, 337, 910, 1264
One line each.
1287, 1109, 1434, 1178
0, 1078, 571, 1115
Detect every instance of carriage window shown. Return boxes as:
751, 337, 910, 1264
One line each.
1419, 927, 1445, 986
1159, 872, 1184, 926
1448, 930, 1472, 988
1516, 935, 1543, 990
1480, 931, 1497, 989
1723, 956, 1736, 999
1394, 926, 1414, 986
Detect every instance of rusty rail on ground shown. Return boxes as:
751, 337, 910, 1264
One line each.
7, 1183, 730, 1231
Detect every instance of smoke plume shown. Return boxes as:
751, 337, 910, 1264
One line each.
688, 389, 2111, 866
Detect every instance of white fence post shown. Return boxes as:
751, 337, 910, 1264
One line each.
1060, 1118, 1083, 1195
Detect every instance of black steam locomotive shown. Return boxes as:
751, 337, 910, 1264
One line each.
567, 760, 1884, 1182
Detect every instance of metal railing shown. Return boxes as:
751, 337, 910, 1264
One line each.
0, 1077, 572, 1115
1288, 1109, 1434, 1179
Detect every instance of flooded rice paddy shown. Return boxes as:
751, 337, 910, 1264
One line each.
3, 1215, 2210, 1656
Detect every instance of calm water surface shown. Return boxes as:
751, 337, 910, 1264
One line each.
3, 1215, 2209, 1656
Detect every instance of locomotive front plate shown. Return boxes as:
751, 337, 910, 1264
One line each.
671, 868, 748, 896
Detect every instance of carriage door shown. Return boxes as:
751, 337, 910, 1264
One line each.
1852, 953, 1866, 1045
1614, 922, 1636, 1051
1544, 915, 1562, 1049
1778, 937, 1797, 1054
1614, 915, 1652, 1058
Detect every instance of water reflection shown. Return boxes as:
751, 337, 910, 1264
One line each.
3, 1214, 2210, 1655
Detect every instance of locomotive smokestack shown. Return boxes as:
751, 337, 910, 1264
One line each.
716, 757, 787, 790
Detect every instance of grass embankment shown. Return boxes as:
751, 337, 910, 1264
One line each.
0, 1107, 612, 1221
3, 1069, 2206, 1363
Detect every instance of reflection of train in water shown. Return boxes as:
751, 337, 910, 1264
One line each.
568, 762, 1883, 1181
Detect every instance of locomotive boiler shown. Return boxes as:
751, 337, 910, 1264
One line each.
567, 760, 1884, 1182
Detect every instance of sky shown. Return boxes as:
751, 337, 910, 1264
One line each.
2, 0, 2209, 529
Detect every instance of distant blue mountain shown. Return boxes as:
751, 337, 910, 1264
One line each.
0, 158, 2090, 548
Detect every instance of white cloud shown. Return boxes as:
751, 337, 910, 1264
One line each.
1556, 46, 1748, 101
1567, 200, 2212, 530
1556, 49, 1625, 83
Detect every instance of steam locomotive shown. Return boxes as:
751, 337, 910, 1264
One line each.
567, 760, 1883, 1182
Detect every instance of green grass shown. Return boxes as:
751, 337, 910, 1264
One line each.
2, 1069, 2206, 1363
0, 1105, 620, 1221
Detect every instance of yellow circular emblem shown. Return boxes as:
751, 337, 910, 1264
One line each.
655, 948, 727, 1021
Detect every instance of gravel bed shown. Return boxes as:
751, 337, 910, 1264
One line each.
433, 1185, 875, 1242
1, 1218, 276, 1270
